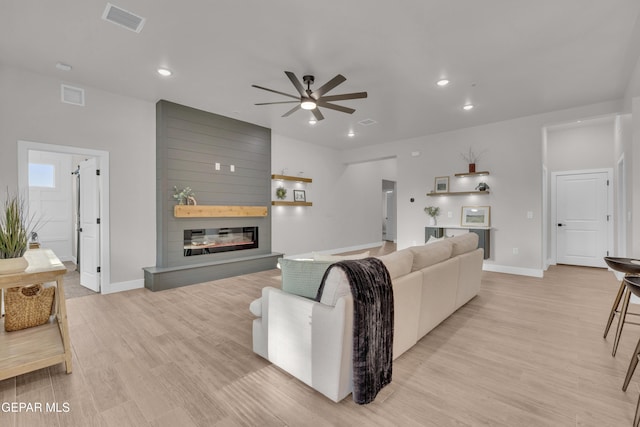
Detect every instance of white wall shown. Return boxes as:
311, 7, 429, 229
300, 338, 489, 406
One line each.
271, 134, 397, 256
546, 119, 615, 172
341, 100, 622, 276
0, 64, 156, 286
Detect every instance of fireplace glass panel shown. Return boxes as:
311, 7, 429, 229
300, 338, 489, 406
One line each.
184, 227, 258, 256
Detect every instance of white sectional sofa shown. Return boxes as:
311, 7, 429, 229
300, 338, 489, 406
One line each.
250, 233, 484, 402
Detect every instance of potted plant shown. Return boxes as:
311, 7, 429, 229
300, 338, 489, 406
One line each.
424, 206, 440, 226
0, 191, 33, 274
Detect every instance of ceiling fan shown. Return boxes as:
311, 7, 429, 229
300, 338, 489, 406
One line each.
252, 71, 367, 121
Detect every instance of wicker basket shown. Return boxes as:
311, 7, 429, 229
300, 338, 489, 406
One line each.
4, 284, 55, 332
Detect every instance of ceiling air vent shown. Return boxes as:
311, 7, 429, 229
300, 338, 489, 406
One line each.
102, 3, 146, 33
61, 84, 85, 106
358, 118, 377, 126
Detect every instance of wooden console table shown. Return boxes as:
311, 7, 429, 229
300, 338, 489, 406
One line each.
0, 249, 72, 380
425, 226, 491, 260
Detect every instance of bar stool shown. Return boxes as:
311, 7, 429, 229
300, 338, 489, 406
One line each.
620, 277, 640, 426
603, 257, 640, 356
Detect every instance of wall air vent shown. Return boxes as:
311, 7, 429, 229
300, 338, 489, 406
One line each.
358, 118, 377, 126
102, 3, 146, 33
61, 84, 85, 106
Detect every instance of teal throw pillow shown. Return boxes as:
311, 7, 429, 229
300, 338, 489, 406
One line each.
279, 258, 334, 299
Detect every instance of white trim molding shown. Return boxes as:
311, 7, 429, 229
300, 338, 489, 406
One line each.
483, 263, 544, 278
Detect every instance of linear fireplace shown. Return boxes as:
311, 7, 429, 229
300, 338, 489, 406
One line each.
184, 227, 258, 257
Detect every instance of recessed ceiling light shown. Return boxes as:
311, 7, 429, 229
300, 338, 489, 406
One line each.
157, 68, 172, 77
463, 104, 474, 111
55, 62, 72, 71
308, 118, 317, 125
348, 131, 355, 137
436, 79, 450, 87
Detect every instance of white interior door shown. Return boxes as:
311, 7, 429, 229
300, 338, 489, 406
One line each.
28, 151, 73, 260
556, 172, 609, 268
79, 158, 100, 292
385, 190, 397, 242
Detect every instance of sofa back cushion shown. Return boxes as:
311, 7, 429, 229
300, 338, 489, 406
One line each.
449, 233, 479, 257
409, 240, 453, 271
317, 267, 351, 306
312, 251, 370, 262
377, 250, 414, 280
279, 258, 334, 299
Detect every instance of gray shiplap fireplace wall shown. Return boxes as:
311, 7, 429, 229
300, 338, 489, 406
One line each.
144, 100, 280, 291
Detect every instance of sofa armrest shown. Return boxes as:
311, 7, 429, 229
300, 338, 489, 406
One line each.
262, 288, 354, 402
267, 289, 318, 386
251, 286, 277, 359
311, 294, 354, 402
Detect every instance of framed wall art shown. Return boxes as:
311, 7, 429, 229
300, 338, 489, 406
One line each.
461, 206, 491, 227
293, 189, 306, 202
434, 176, 449, 193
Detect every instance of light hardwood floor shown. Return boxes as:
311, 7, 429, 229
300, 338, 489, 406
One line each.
1, 257, 639, 426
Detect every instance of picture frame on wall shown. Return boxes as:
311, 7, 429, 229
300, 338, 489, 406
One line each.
293, 189, 306, 202
434, 176, 449, 193
461, 206, 491, 227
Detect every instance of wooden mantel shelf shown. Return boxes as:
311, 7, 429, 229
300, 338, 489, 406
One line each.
174, 205, 268, 218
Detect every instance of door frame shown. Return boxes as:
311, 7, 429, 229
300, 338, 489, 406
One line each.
17, 140, 110, 294
550, 168, 613, 266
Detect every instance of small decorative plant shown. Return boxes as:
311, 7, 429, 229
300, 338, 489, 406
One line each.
460, 147, 486, 173
424, 206, 440, 226
424, 206, 440, 218
275, 187, 287, 200
173, 186, 195, 205
475, 182, 490, 191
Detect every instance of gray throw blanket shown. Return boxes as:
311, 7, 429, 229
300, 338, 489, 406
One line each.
316, 258, 394, 404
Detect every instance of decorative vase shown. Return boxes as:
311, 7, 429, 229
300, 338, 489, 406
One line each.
429, 217, 437, 226
468, 163, 476, 173
0, 257, 28, 275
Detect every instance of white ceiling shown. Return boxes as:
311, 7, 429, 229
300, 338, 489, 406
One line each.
2, 1, 640, 149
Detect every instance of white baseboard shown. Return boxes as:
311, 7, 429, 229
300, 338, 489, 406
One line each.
102, 278, 144, 294
286, 241, 384, 260
482, 263, 544, 278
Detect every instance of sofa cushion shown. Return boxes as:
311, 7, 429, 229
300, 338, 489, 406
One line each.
249, 298, 262, 317
450, 233, 479, 257
409, 240, 453, 271
279, 258, 334, 299
318, 267, 350, 306
377, 249, 414, 280
312, 251, 370, 262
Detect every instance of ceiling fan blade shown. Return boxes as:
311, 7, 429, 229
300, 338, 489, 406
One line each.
251, 84, 299, 100
255, 101, 299, 105
312, 74, 346, 98
319, 92, 368, 102
282, 104, 301, 117
316, 101, 355, 114
312, 108, 324, 121
284, 71, 306, 97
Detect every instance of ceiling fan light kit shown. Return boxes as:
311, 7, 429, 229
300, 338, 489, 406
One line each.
252, 71, 367, 121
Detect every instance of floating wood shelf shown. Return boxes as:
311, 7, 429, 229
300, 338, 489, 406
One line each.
454, 171, 490, 177
271, 174, 312, 183
174, 205, 268, 218
427, 190, 490, 197
272, 201, 313, 207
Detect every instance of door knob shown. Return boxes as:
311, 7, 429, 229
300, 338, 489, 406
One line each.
557, 223, 565, 227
